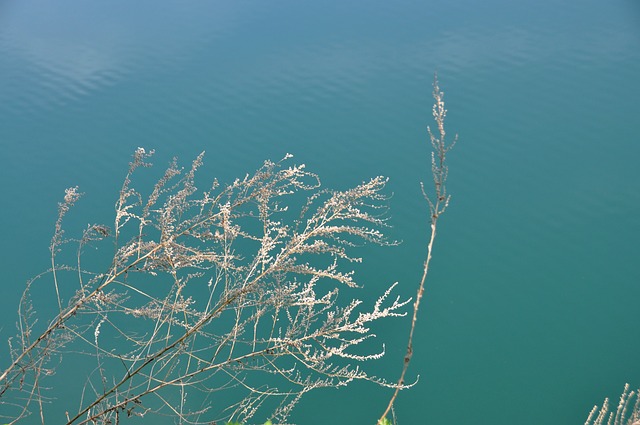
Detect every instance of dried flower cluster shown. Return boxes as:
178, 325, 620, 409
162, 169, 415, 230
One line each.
586, 384, 640, 425
1, 149, 409, 424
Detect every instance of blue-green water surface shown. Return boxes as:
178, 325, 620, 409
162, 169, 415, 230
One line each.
1, 1, 640, 424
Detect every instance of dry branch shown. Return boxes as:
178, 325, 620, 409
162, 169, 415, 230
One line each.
379, 74, 457, 423
2, 150, 408, 424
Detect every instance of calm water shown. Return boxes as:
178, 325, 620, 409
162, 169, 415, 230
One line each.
1, 1, 640, 423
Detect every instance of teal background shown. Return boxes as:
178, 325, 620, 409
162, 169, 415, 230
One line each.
1, 0, 639, 423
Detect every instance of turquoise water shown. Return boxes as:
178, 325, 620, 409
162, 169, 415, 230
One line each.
1, 0, 640, 423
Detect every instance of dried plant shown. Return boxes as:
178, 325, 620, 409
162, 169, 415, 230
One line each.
585, 384, 640, 425
379, 74, 457, 423
1, 147, 412, 424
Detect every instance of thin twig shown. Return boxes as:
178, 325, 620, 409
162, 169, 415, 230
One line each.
379, 74, 457, 424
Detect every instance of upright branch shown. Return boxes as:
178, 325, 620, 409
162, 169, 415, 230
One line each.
379, 74, 457, 423
1, 149, 410, 425
51, 186, 82, 311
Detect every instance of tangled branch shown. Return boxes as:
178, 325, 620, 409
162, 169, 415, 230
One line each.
2, 150, 408, 424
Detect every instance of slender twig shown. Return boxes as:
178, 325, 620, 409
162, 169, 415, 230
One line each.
379, 74, 457, 423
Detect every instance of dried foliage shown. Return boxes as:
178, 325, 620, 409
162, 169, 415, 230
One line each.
586, 384, 640, 425
379, 74, 457, 423
1, 150, 411, 424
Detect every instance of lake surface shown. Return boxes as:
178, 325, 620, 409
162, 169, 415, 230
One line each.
1, 1, 639, 424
